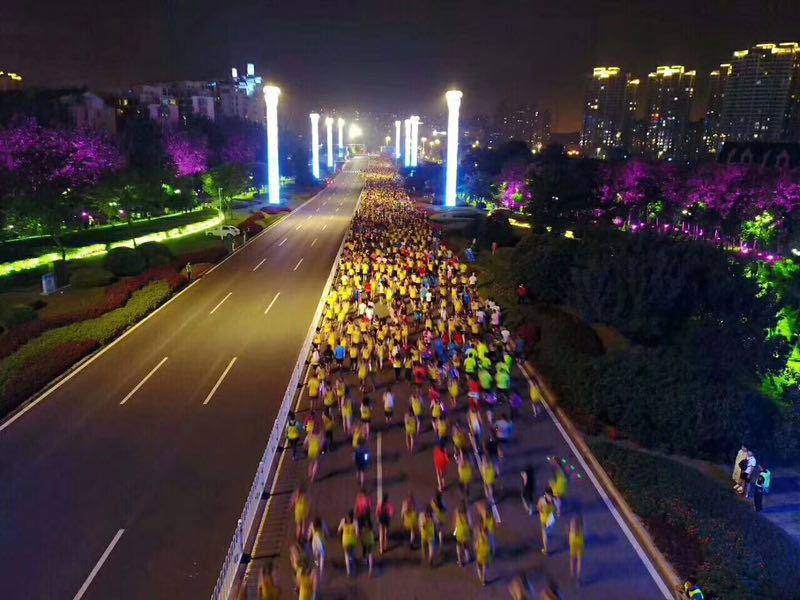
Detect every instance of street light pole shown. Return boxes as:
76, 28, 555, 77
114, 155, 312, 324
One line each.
310, 113, 320, 179
444, 90, 463, 207
263, 85, 281, 205
404, 118, 411, 168
337, 117, 345, 158
394, 120, 401, 161
326, 117, 334, 169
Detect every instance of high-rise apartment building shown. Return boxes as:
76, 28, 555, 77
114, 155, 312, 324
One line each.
580, 67, 631, 158
0, 71, 23, 92
703, 63, 732, 155
645, 65, 695, 160
720, 43, 800, 143
531, 108, 552, 151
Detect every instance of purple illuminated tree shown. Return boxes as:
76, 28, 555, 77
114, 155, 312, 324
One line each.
165, 129, 209, 178
0, 121, 124, 251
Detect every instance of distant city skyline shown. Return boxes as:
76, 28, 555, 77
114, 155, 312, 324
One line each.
2, 0, 800, 132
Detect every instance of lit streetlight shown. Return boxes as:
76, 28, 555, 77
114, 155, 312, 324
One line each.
337, 117, 345, 156
309, 112, 320, 179
404, 118, 411, 167
394, 120, 401, 161
325, 117, 334, 169
444, 89, 462, 207
263, 85, 281, 205
410, 115, 420, 167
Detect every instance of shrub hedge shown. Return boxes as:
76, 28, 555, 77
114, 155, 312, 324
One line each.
105, 246, 146, 276
173, 247, 228, 269
137, 242, 173, 268
69, 266, 115, 288
0, 280, 173, 416
590, 440, 800, 600
0, 266, 184, 361
1, 304, 37, 328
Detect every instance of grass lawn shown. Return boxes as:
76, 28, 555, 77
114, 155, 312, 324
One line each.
0, 207, 219, 263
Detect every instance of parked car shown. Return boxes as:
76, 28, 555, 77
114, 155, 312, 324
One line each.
206, 225, 241, 238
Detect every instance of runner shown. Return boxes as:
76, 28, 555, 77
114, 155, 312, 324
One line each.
337, 510, 358, 577
376, 492, 394, 554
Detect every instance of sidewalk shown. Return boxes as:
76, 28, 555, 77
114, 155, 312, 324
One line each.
246, 356, 671, 599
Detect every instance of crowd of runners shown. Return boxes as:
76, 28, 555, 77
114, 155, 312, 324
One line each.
261, 161, 584, 600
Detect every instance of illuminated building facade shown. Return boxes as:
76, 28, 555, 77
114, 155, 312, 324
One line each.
645, 65, 695, 160
580, 67, 633, 158
0, 71, 23, 92
720, 43, 800, 143
704, 64, 732, 155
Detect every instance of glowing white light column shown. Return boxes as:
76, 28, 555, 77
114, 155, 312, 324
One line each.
325, 117, 334, 169
337, 117, 345, 157
444, 90, 462, 207
264, 85, 281, 205
309, 113, 320, 180
394, 120, 401, 160
404, 118, 411, 167
410, 115, 420, 167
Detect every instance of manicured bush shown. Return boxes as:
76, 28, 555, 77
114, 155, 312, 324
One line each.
0, 266, 185, 361
1, 304, 37, 328
478, 211, 516, 248
238, 212, 266, 236
173, 247, 228, 269
1, 340, 97, 413
104, 246, 146, 276
0, 281, 173, 417
69, 266, 116, 288
590, 440, 800, 600
136, 242, 173, 268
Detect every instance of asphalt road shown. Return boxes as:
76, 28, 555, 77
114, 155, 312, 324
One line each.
0, 157, 367, 600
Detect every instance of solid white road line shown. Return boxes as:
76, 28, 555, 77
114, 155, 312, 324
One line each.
519, 367, 672, 599
73, 528, 125, 600
279, 237, 287, 246
203, 357, 238, 405
307, 215, 312, 220
209, 292, 232, 315
264, 292, 281, 315
119, 357, 168, 405
311, 238, 317, 247
293, 258, 304, 272
253, 258, 267, 271
296, 224, 302, 231
322, 224, 327, 231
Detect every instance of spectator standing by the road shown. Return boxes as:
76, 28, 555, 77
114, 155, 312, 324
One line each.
185, 261, 192, 280
742, 450, 757, 497
754, 466, 768, 512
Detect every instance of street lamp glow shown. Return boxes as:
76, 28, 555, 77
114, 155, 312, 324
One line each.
264, 85, 281, 205
325, 117, 334, 169
410, 115, 420, 167
394, 120, 401, 160
348, 123, 363, 140
309, 113, 320, 180
444, 89, 462, 207
404, 118, 411, 167
337, 117, 345, 156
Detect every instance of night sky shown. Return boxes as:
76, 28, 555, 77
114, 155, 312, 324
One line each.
2, 0, 799, 131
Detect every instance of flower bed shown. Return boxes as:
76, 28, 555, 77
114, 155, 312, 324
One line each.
0, 266, 185, 360
0, 280, 175, 417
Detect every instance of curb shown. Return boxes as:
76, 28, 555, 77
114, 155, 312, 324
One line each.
522, 359, 681, 594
